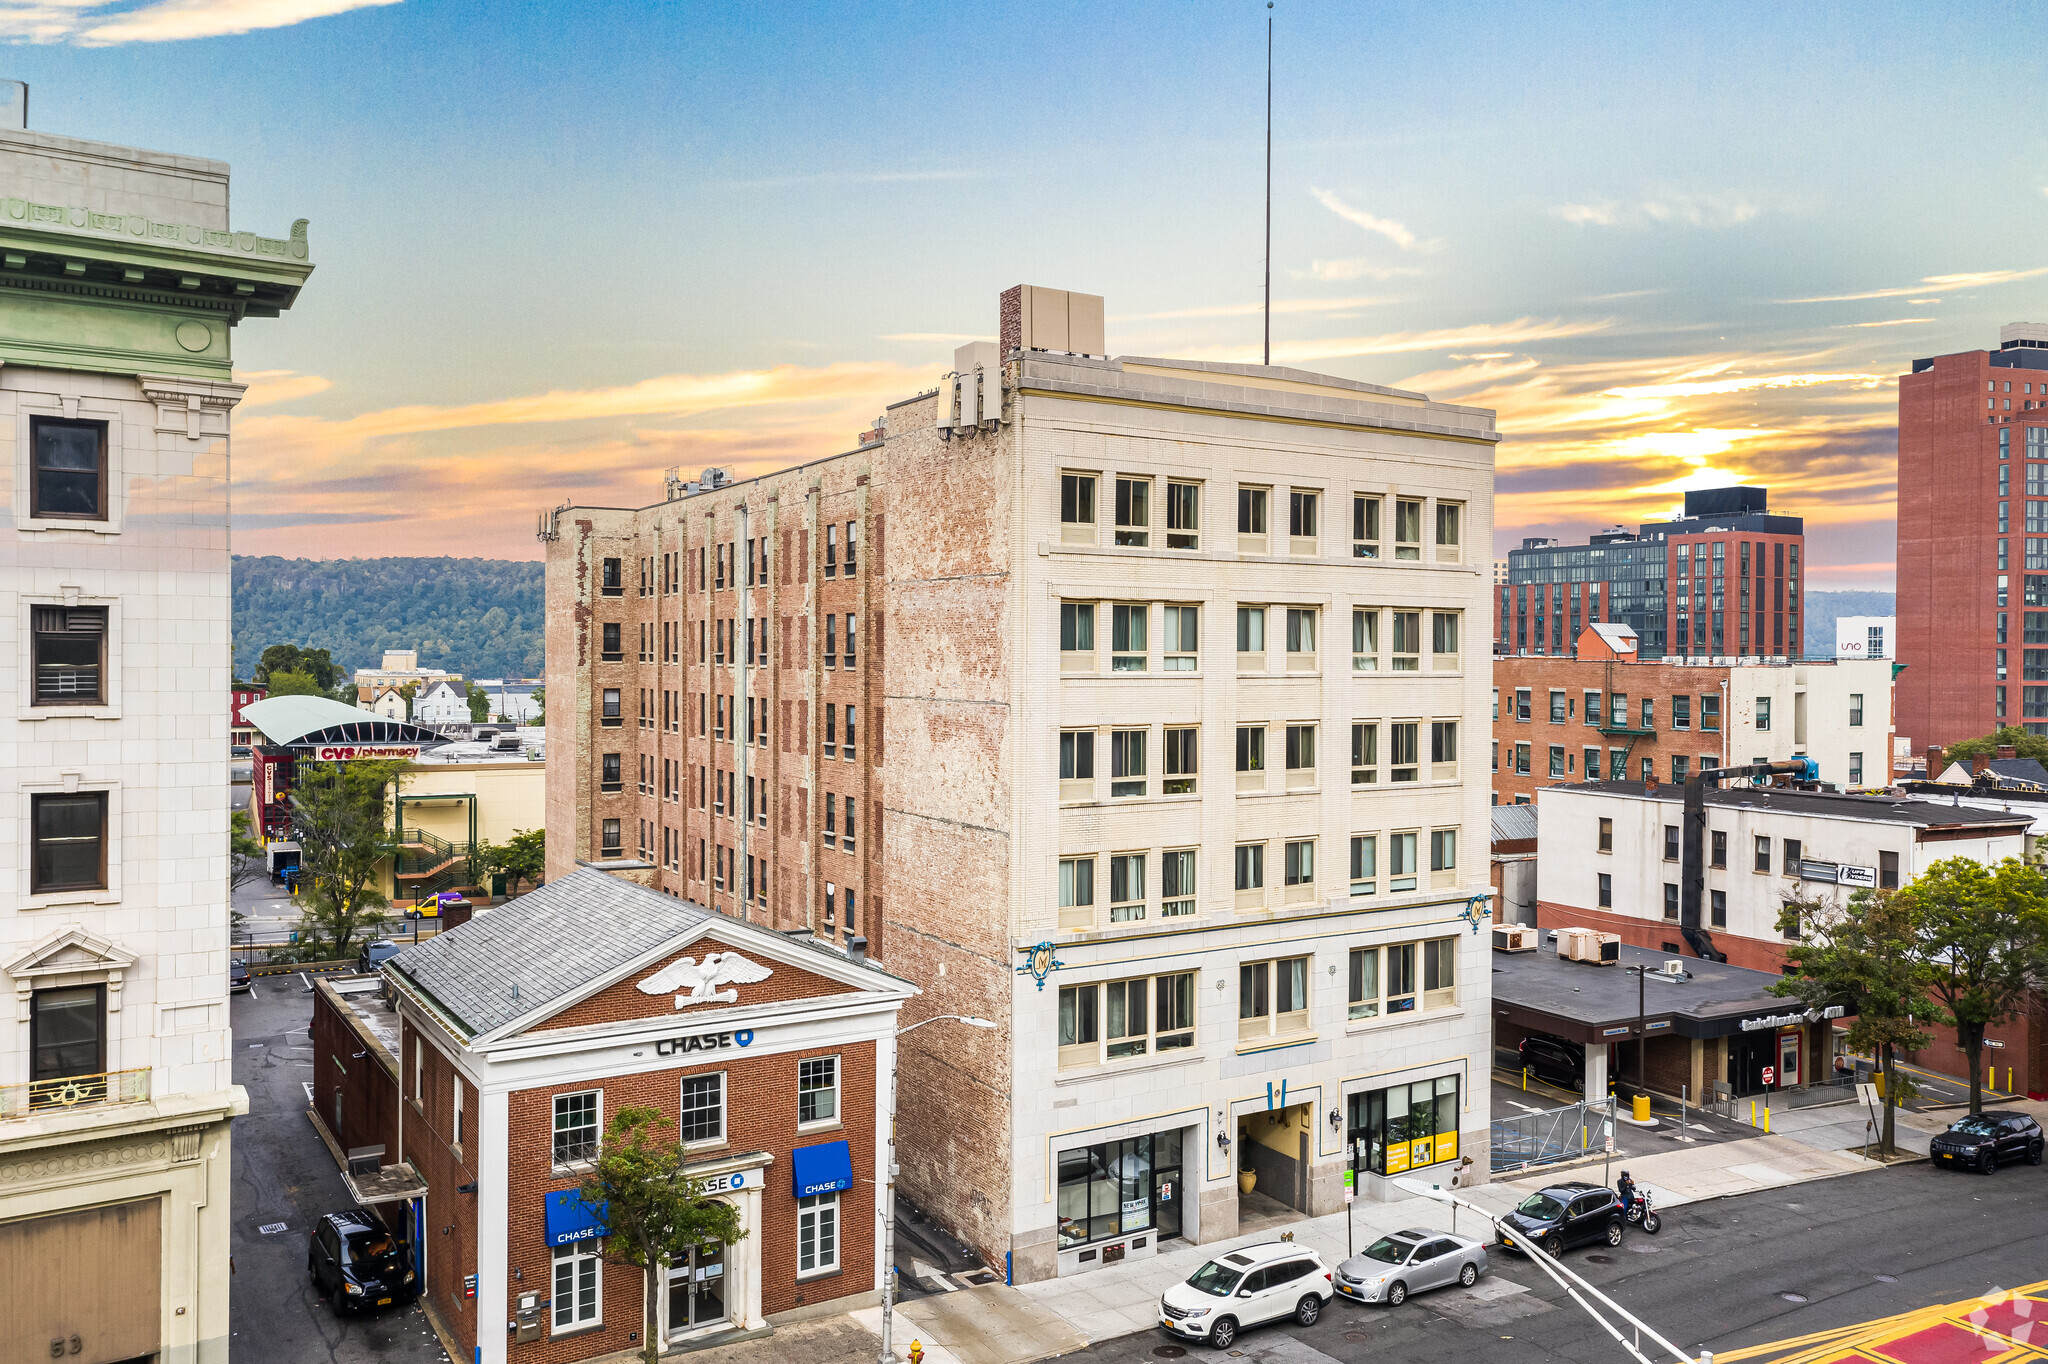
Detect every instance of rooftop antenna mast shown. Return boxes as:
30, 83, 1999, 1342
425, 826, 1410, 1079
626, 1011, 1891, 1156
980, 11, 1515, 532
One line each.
1264, 1, 1273, 367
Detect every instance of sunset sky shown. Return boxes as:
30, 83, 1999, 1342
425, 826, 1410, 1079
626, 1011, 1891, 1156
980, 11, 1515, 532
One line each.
10, 0, 2045, 588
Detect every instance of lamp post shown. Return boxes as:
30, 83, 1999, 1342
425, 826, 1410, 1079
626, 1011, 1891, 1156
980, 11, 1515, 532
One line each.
880, 1013, 996, 1364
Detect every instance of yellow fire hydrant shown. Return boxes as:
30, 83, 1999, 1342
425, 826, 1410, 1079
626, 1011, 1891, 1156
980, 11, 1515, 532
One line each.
909, 1342, 925, 1364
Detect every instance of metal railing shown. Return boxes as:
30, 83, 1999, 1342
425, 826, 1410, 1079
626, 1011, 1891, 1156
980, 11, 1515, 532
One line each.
1489, 1097, 1615, 1174
394, 827, 467, 879
0, 1067, 150, 1121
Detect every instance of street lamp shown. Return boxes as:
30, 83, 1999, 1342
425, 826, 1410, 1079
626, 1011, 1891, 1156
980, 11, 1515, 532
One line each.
880, 1013, 996, 1364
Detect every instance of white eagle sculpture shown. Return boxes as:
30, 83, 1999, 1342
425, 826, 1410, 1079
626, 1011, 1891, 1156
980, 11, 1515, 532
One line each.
636, 951, 774, 1009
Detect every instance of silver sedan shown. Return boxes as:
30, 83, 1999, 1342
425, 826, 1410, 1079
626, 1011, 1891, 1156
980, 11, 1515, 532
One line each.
1333, 1228, 1489, 1307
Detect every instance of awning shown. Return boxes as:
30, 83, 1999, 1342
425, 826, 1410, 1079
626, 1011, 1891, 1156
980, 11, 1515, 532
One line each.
545, 1189, 607, 1246
343, 1161, 429, 1206
791, 1140, 853, 1198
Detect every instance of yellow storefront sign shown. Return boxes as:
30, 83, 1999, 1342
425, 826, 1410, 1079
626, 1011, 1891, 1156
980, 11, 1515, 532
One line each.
1385, 1142, 1411, 1174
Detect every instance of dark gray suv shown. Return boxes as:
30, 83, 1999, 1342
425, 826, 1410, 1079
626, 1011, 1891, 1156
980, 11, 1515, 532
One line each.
1930, 1111, 2044, 1175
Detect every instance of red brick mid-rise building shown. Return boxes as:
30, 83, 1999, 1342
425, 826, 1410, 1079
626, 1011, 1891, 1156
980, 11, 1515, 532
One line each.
1897, 322, 2048, 755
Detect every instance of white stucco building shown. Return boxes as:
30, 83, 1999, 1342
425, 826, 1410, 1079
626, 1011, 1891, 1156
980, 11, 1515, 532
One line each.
0, 115, 311, 1360
411, 677, 472, 725
1834, 615, 1894, 661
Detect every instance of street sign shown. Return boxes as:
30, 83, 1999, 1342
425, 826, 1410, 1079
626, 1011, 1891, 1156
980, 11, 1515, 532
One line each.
1762, 1065, 1776, 1086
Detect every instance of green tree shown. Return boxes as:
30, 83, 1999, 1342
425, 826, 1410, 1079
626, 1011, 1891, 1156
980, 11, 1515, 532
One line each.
255, 643, 342, 691
1938, 726, 2048, 766
265, 668, 326, 698
465, 680, 490, 723
1897, 856, 2048, 1113
577, 1107, 747, 1364
289, 758, 407, 958
1775, 887, 1932, 1157
476, 827, 545, 896
527, 685, 545, 726
229, 809, 265, 899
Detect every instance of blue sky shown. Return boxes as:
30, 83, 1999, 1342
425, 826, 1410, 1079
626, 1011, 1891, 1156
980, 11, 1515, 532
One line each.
8, 0, 2046, 582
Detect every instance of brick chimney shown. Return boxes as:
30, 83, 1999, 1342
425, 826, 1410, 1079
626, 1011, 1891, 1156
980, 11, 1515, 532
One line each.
1927, 744, 1944, 779
1997, 744, 2018, 760
1973, 754, 1993, 776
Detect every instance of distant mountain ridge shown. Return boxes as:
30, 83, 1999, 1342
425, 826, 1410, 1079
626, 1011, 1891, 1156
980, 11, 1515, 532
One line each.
232, 556, 544, 683
1803, 590, 1895, 657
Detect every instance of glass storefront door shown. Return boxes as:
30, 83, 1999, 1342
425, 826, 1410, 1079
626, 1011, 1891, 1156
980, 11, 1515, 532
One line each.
666, 1242, 727, 1336
1055, 1129, 1186, 1252
1347, 1076, 1460, 1175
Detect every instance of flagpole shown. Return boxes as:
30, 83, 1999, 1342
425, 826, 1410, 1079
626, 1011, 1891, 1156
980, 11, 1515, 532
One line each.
1264, 4, 1273, 367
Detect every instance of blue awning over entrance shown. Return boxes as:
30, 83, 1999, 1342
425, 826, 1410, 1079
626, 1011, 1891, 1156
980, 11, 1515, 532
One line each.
791, 1141, 852, 1198
545, 1190, 607, 1246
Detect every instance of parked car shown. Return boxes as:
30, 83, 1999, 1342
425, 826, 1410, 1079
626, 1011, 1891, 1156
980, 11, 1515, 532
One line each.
1496, 1181, 1625, 1256
358, 940, 404, 974
1159, 1241, 1333, 1350
1518, 1033, 1586, 1090
1930, 1111, 2044, 1174
307, 1207, 416, 1315
1336, 1228, 1489, 1306
229, 959, 251, 993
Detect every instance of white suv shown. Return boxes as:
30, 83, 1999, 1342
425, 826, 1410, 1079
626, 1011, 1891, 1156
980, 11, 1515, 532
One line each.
1159, 1241, 1333, 1349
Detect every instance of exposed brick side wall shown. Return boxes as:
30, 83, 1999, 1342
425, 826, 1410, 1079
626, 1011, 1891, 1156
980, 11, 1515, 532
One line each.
1533, 899, 1791, 974
1904, 995, 2046, 1099
398, 1018, 483, 1356
533, 946, 854, 1032
1493, 656, 1733, 805
311, 987, 401, 1159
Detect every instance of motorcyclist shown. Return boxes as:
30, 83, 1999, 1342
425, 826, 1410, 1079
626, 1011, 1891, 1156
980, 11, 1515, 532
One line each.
1616, 1169, 1637, 1217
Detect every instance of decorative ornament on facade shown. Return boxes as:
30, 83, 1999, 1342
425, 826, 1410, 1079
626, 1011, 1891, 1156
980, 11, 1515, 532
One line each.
1459, 894, 1493, 934
637, 951, 773, 1009
1016, 941, 1065, 991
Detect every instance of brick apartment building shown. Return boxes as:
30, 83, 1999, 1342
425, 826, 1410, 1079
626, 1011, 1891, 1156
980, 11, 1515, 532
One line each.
1492, 624, 1894, 805
1898, 321, 2048, 755
313, 869, 913, 1361
1496, 486, 1804, 660
542, 285, 1498, 1283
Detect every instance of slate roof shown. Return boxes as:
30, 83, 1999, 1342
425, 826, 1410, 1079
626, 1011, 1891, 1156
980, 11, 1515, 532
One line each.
391, 867, 711, 1037
1988, 758, 2048, 787
1491, 804, 1538, 846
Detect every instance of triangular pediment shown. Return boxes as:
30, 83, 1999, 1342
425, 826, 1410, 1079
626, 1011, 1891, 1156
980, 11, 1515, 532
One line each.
4, 927, 139, 980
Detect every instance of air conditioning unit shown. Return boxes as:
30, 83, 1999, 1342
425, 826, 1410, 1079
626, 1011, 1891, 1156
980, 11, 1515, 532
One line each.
1560, 928, 1621, 965
1492, 924, 1538, 953
1662, 958, 1687, 977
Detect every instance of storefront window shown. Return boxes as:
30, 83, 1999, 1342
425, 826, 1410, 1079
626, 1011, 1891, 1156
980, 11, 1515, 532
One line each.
1346, 1076, 1459, 1177
1055, 1130, 1184, 1251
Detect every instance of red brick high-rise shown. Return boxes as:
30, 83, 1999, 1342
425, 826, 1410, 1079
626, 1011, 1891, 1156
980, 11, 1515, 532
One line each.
1897, 322, 2048, 754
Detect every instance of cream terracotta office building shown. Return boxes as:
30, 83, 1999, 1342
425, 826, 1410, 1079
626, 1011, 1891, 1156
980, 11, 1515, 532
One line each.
543, 286, 1498, 1282
0, 112, 311, 1360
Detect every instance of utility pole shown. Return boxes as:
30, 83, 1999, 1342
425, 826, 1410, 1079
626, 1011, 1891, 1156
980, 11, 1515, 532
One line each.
1263, 2, 1273, 367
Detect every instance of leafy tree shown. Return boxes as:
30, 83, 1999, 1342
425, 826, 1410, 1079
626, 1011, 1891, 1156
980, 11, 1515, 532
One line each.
476, 827, 545, 896
230, 809, 265, 898
254, 643, 342, 691
528, 685, 545, 726
289, 758, 407, 958
1775, 887, 1932, 1157
265, 668, 327, 698
1897, 857, 2048, 1113
577, 1107, 746, 1364
465, 680, 490, 723
1939, 726, 2048, 765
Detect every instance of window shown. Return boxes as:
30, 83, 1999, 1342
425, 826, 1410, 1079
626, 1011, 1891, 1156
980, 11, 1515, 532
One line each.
1423, 937, 1455, 1006
1385, 942, 1417, 1011
31, 417, 107, 520
1517, 688, 1533, 722
554, 1091, 600, 1166
1111, 603, 1148, 671
799, 1057, 838, 1126
1346, 1075, 1460, 1176
1849, 693, 1864, 727
1755, 835, 1771, 873
1710, 889, 1727, 929
1285, 608, 1316, 669
553, 1242, 602, 1331
1110, 728, 1147, 797
1671, 755, 1690, 782
1430, 721, 1457, 779
1394, 498, 1423, 559
1429, 829, 1456, 885
1391, 611, 1421, 671
1353, 494, 1381, 558
1114, 477, 1151, 547
32, 793, 106, 893
1849, 751, 1864, 785
1701, 694, 1721, 731
601, 622, 623, 661
1598, 872, 1612, 907
1283, 839, 1315, 900
32, 606, 106, 704
1347, 945, 1380, 1018
1240, 957, 1309, 1039
1663, 883, 1679, 921
1352, 607, 1378, 670
1237, 486, 1268, 551
1234, 842, 1265, 904
823, 703, 839, 759
822, 796, 837, 848
30, 985, 102, 1083
1663, 825, 1679, 860
1060, 730, 1095, 801
842, 795, 857, 851
824, 615, 837, 668
1166, 481, 1200, 550
1598, 817, 1612, 852
843, 521, 856, 574
1235, 725, 1266, 793
1390, 722, 1419, 782
1388, 830, 1418, 891
1164, 605, 1198, 669
1783, 838, 1801, 873
1285, 724, 1316, 789
1058, 856, 1095, 929
1711, 830, 1727, 868
1060, 972, 1196, 1069
1351, 722, 1378, 784
1060, 602, 1095, 672
601, 753, 622, 793
1435, 501, 1462, 560
1236, 605, 1266, 667
843, 705, 856, 760
845, 615, 857, 668
1431, 611, 1459, 670
1061, 473, 1097, 543
1514, 742, 1530, 775
1163, 727, 1197, 794
1288, 489, 1319, 553
1640, 697, 1654, 729
1114, 856, 1146, 917
1673, 695, 1691, 730
1583, 746, 1601, 779
798, 1193, 839, 1275
1550, 691, 1568, 724
679, 1073, 725, 1144
1755, 697, 1771, 731
1879, 850, 1899, 890
1350, 835, 1377, 897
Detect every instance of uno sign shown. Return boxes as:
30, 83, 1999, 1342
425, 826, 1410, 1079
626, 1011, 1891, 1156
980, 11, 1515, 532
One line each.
311, 745, 421, 761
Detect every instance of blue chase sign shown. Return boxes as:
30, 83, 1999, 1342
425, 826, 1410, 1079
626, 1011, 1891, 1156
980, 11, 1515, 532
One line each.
790, 1141, 853, 1199
544, 1190, 608, 1247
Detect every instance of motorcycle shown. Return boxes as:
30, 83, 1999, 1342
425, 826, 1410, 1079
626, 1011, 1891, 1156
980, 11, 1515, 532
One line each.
1623, 1189, 1661, 1235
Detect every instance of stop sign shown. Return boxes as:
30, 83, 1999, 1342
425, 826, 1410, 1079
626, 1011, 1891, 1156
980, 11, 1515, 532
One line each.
1762, 1065, 1776, 1086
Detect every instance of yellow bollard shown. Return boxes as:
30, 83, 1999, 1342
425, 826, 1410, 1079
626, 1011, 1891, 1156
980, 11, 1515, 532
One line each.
1524, 1067, 1529, 1092
1632, 1094, 1651, 1123
1750, 1099, 1756, 1127
1764, 1104, 1771, 1134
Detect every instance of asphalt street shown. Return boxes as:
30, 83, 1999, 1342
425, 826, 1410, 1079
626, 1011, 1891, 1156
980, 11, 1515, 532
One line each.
229, 973, 450, 1362
1072, 1159, 2048, 1363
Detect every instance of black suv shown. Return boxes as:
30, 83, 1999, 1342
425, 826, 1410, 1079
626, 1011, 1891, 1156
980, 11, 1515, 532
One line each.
1518, 1034, 1585, 1090
308, 1208, 417, 1314
1930, 1111, 2045, 1175
1496, 1182, 1624, 1256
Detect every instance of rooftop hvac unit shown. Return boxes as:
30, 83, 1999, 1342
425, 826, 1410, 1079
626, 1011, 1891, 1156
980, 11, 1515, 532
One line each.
1661, 958, 1687, 977
1560, 928, 1620, 965
1492, 924, 1538, 953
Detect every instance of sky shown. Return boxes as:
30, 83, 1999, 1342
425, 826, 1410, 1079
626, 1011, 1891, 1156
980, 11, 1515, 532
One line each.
8, 1, 2047, 588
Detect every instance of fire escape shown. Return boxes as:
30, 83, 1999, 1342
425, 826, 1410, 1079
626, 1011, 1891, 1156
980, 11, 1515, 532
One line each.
1594, 658, 1655, 778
